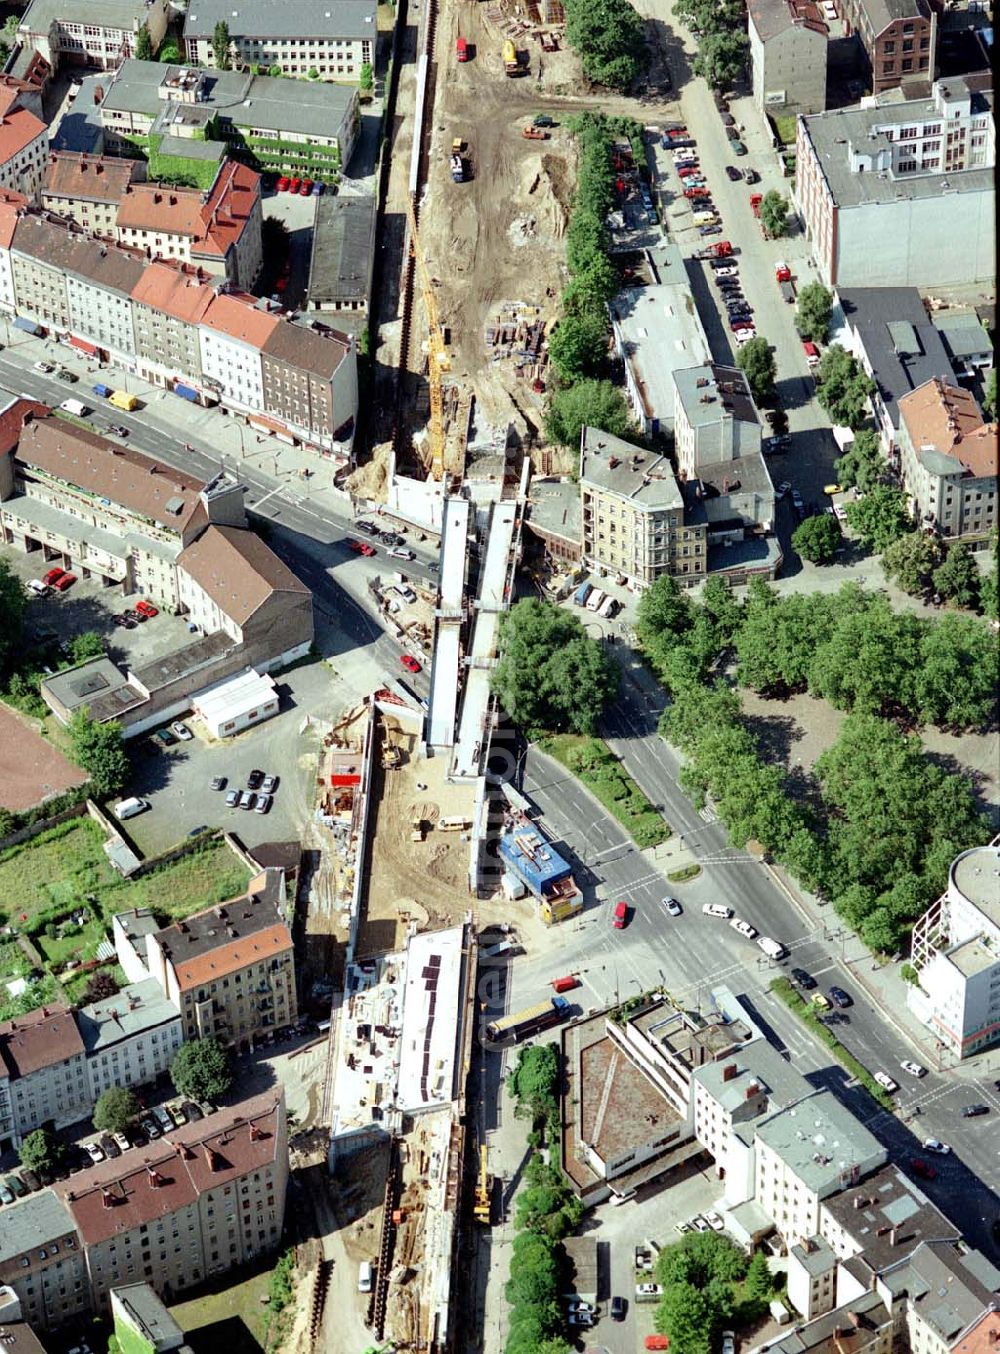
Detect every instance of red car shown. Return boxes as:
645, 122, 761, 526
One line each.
135, 600, 158, 618
646, 1339, 670, 1351
612, 900, 629, 929
400, 654, 422, 673
677, 166, 701, 177
277, 176, 290, 191
42, 566, 66, 587
349, 540, 376, 557
911, 1159, 936, 1181
684, 188, 710, 199
289, 177, 302, 193
53, 572, 77, 591
299, 178, 314, 195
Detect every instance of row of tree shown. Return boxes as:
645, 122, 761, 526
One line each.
653, 1231, 775, 1354
675, 0, 748, 89
545, 114, 634, 449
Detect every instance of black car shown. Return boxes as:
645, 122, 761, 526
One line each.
725, 165, 742, 181
791, 967, 816, 990
960, 1104, 989, 1118
183, 1100, 203, 1121
108, 424, 130, 438
247, 769, 265, 790
744, 168, 760, 184
100, 1134, 121, 1158
829, 986, 852, 1008
56, 368, 78, 383
19, 1170, 40, 1192
611, 1296, 626, 1321
533, 114, 555, 127
355, 520, 376, 536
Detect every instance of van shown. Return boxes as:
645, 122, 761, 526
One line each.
59, 398, 90, 417
113, 797, 149, 821
598, 595, 619, 618
357, 1261, 373, 1294
703, 903, 734, 920
586, 588, 606, 612
693, 210, 718, 225
756, 936, 787, 960
109, 390, 139, 411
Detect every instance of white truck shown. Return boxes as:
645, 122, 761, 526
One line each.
59, 398, 90, 417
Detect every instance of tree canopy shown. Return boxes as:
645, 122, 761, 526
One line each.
68, 710, 129, 797
796, 282, 833, 344
692, 29, 748, 89
134, 25, 153, 60
493, 600, 619, 736
792, 512, 842, 564
170, 1037, 232, 1102
815, 345, 876, 429
545, 379, 631, 448
547, 310, 610, 384
759, 191, 788, 238
212, 20, 231, 69
932, 542, 982, 611
93, 1087, 139, 1135
653, 1233, 750, 1354
982, 368, 996, 420
834, 428, 884, 493
19, 1128, 61, 1174
844, 485, 913, 552
564, 0, 647, 89
882, 530, 942, 596
735, 336, 776, 404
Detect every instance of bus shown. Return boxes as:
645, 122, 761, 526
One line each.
485, 995, 569, 1045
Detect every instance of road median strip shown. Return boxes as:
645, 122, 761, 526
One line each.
769, 977, 896, 1111
537, 734, 670, 849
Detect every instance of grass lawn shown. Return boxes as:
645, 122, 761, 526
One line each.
772, 114, 797, 145
169, 1262, 274, 1354
0, 819, 252, 929
539, 734, 670, 849
36, 917, 108, 967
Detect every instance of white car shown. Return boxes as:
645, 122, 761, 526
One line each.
722, 1332, 736, 1354
170, 721, 193, 741
775, 481, 791, 500
33, 361, 54, 373
703, 903, 734, 920
662, 896, 682, 917
566, 1300, 594, 1314
734, 330, 756, 347
84, 1141, 105, 1164
27, 579, 50, 595
900, 1060, 927, 1078
730, 918, 758, 939
791, 489, 804, 509
705, 1210, 725, 1232
874, 1072, 898, 1093
112, 1131, 131, 1152
388, 546, 415, 560
636, 1283, 663, 1298
923, 1139, 950, 1155
714, 265, 739, 277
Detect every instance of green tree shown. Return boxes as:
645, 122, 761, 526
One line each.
545, 379, 631, 447
882, 530, 942, 595
0, 557, 28, 678
19, 1128, 60, 1174
212, 19, 231, 70
565, 206, 608, 276
792, 512, 842, 564
796, 282, 834, 343
93, 1087, 139, 1135
170, 1036, 233, 1102
700, 576, 744, 643
815, 345, 876, 429
514, 1153, 583, 1239
834, 427, 884, 493
0, 14, 21, 57
493, 599, 619, 736
548, 310, 609, 384
912, 614, 998, 729
758, 190, 788, 238
158, 38, 181, 62
735, 336, 776, 404
807, 600, 922, 716
692, 29, 748, 89
979, 368, 995, 419
508, 1044, 559, 1125
70, 631, 106, 663
932, 542, 981, 610
661, 681, 740, 752
637, 575, 695, 645
655, 1282, 714, 1354
844, 485, 913, 552
981, 546, 998, 622
359, 61, 374, 93
564, 0, 647, 89
67, 709, 129, 797
563, 254, 619, 313
134, 25, 153, 60
745, 1250, 773, 1303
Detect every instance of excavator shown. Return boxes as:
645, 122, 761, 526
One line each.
473, 1143, 493, 1225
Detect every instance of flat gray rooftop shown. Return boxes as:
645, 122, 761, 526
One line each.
580, 427, 682, 511
184, 0, 377, 40
610, 280, 711, 427
951, 845, 1000, 926
308, 195, 376, 306
674, 363, 759, 430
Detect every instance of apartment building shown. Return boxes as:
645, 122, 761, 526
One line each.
261, 321, 357, 449
76, 978, 183, 1104
0, 191, 26, 316
135, 870, 297, 1050
796, 76, 995, 287
115, 162, 263, 288
0, 86, 49, 201
52, 1091, 287, 1313
835, 0, 933, 94
908, 842, 1000, 1059
896, 378, 997, 540
129, 259, 217, 388
41, 153, 143, 236
580, 427, 707, 588
99, 59, 359, 174
182, 0, 376, 82
0, 1191, 87, 1331
753, 1094, 887, 1245
16, 0, 170, 73
198, 294, 276, 413
747, 0, 828, 116
0, 1005, 90, 1145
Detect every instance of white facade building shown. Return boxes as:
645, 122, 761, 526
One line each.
77, 978, 183, 1102
908, 842, 1000, 1059
198, 305, 269, 413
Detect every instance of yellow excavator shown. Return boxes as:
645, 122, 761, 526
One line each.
473, 1143, 493, 1225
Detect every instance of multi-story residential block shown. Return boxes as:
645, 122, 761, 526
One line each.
838, 286, 953, 454
182, 0, 376, 82
99, 60, 359, 177
9, 213, 72, 331
897, 378, 997, 540
835, 0, 934, 94
0, 85, 49, 201
16, 0, 170, 73
41, 152, 144, 236
115, 162, 263, 288
129, 259, 217, 388
0, 190, 26, 316
580, 427, 707, 588
260, 321, 358, 449
50, 1091, 287, 1314
0, 1191, 87, 1331
76, 978, 183, 1104
674, 363, 765, 474
908, 842, 1000, 1059
198, 293, 276, 413
796, 76, 995, 288
0, 1005, 90, 1144
127, 870, 297, 1049
753, 1093, 887, 1245
747, 0, 828, 116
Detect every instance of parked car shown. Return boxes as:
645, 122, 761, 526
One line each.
4, 1174, 27, 1198
34, 361, 54, 373
261, 775, 279, 794
170, 721, 193, 741
699, 225, 722, 236
732, 141, 747, 155
239, 791, 257, 810
299, 178, 314, 195
0, 1182, 14, 1205
900, 1060, 926, 1078
922, 1139, 950, 1155
691, 1216, 711, 1232
350, 540, 376, 556
182, 1100, 203, 1121
19, 1170, 41, 1192
662, 896, 682, 917
647, 1338, 671, 1351
84, 1141, 105, 1164
247, 769, 265, 790
874, 1072, 899, 1093
910, 1158, 936, 1180
100, 1134, 121, 1158
705, 1211, 725, 1232
112, 1131, 131, 1153
961, 1104, 989, 1117
135, 600, 158, 618
725, 164, 742, 180
610, 1296, 626, 1321
53, 571, 77, 591
744, 168, 760, 184
56, 368, 78, 383
811, 992, 831, 1010
730, 918, 757, 939
211, 776, 228, 791
254, 793, 273, 814
108, 424, 130, 438
400, 654, 422, 673
288, 177, 302, 193
276, 176, 290, 191
612, 899, 629, 929
828, 986, 852, 1008
225, 788, 240, 807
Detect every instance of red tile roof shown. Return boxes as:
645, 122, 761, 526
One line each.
0, 99, 46, 172
130, 258, 220, 325
53, 1091, 284, 1246
43, 151, 143, 205
0, 187, 28, 247
116, 161, 260, 259
202, 293, 280, 348
899, 378, 998, 479
0, 1003, 85, 1078
0, 395, 49, 456
172, 923, 292, 990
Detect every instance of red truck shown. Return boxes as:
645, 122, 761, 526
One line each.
750, 192, 762, 216
456, 35, 469, 61
695, 240, 733, 258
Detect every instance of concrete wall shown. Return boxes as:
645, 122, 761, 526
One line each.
753, 23, 828, 116
832, 190, 995, 288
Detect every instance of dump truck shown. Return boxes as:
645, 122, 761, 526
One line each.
503, 39, 520, 75
522, 125, 548, 139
